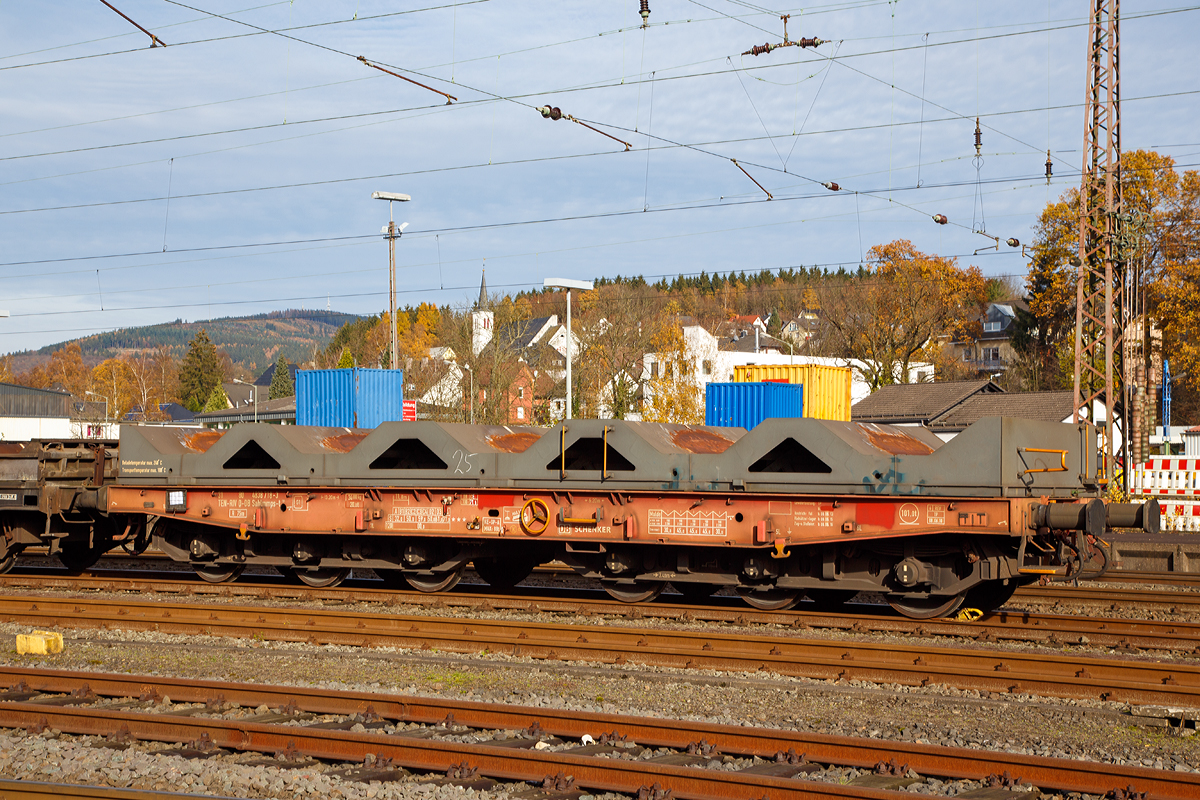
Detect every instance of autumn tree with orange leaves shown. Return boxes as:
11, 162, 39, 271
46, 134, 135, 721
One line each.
813, 240, 988, 390
1015, 150, 1200, 418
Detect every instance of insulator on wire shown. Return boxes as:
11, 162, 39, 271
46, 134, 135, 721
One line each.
743, 36, 823, 57
536, 104, 632, 150
1006, 238, 1020, 248
974, 118, 982, 157
640, 0, 650, 27
1045, 150, 1053, 183
822, 181, 840, 191
932, 214, 949, 225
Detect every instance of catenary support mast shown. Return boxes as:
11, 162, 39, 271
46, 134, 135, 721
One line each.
1072, 0, 1125, 487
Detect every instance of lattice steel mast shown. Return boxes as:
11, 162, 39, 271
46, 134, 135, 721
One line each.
1072, 0, 1124, 486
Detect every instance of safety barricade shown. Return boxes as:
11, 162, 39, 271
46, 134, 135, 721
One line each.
1131, 457, 1200, 531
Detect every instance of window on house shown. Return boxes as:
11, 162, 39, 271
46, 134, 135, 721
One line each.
983, 347, 1001, 362
983, 321, 1001, 333
963, 348, 973, 362
702, 360, 712, 376
516, 406, 525, 420
517, 387, 525, 399
650, 361, 659, 378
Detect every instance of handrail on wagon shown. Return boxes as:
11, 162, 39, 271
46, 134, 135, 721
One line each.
1020, 447, 1068, 476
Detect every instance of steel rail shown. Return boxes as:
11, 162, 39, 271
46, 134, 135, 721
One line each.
18, 549, 1200, 589
0, 781, 237, 800
3, 572, 1199, 651
2, 595, 1198, 707
1017, 584, 1200, 608
0, 704, 910, 800
11, 560, 1200, 609
2, 667, 1197, 800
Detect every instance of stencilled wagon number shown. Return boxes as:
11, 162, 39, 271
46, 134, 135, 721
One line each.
452, 450, 477, 475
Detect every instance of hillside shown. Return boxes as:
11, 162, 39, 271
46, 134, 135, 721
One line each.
9, 310, 361, 377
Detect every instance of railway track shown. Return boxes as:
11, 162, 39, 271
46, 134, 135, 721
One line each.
3, 593, 1198, 708
2, 570, 1199, 651
0, 782, 217, 800
1017, 583, 1200, 610
11, 555, 1200, 608
2, 667, 1197, 800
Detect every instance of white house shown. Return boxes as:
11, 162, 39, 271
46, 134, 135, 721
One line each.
642, 323, 931, 410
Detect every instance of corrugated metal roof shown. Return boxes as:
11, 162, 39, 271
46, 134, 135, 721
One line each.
0, 381, 71, 418
193, 396, 296, 424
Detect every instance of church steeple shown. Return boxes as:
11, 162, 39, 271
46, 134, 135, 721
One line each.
471, 266, 494, 356
476, 267, 489, 310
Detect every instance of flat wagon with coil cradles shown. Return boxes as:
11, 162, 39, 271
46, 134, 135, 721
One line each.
0, 418, 1158, 618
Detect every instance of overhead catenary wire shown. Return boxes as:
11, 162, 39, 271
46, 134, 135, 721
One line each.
6, 158, 1195, 279
0, 172, 1048, 292
4, 3, 1196, 351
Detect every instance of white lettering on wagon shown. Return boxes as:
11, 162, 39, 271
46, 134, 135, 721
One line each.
792, 502, 835, 529
121, 459, 166, 475
386, 506, 451, 532
648, 509, 729, 537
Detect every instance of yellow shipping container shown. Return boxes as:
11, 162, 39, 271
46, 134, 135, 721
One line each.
731, 364, 852, 421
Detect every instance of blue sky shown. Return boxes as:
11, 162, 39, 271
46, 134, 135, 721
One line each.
1, 1, 1196, 353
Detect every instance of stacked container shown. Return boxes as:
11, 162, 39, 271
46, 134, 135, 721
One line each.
731, 364, 852, 421
296, 368, 404, 428
705, 382, 803, 429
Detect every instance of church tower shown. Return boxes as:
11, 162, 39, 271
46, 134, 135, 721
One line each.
471, 268, 493, 356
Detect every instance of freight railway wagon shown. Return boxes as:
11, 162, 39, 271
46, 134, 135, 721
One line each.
0, 418, 1159, 619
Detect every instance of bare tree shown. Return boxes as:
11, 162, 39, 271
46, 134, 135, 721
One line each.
574, 283, 662, 419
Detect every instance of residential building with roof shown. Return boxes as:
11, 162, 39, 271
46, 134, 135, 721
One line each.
851, 379, 1121, 447
642, 321, 932, 419
945, 301, 1024, 375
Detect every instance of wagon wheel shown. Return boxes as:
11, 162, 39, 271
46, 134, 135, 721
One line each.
885, 591, 966, 620
0, 549, 17, 575
193, 563, 246, 584
276, 565, 304, 584
290, 567, 351, 588
403, 565, 465, 593
601, 580, 666, 603
58, 543, 104, 574
473, 557, 540, 590
961, 579, 1020, 615
736, 586, 803, 611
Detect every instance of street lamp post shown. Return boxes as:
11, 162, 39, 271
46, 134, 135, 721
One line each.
233, 378, 258, 423
543, 278, 593, 421
463, 363, 474, 425
372, 191, 411, 371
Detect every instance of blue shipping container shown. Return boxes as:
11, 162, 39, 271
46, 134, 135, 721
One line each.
705, 382, 803, 429
296, 368, 404, 428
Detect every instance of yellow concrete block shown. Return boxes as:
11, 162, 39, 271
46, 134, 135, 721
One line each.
16, 631, 63, 655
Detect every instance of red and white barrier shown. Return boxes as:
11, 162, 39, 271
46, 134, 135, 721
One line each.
1131, 457, 1200, 531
